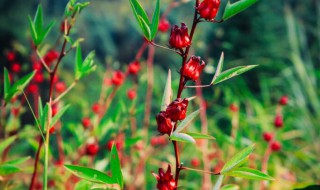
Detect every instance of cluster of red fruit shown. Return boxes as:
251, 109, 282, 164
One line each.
262, 95, 289, 152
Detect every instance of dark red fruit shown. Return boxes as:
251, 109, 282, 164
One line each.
274, 114, 283, 128
197, 0, 221, 20
127, 89, 137, 100
111, 71, 125, 86
263, 132, 273, 142
156, 112, 173, 135
279, 95, 288, 106
82, 117, 91, 129
158, 18, 170, 33
181, 56, 205, 81
169, 23, 191, 49
86, 143, 99, 156
128, 61, 140, 75
92, 103, 101, 114
165, 98, 189, 121
152, 165, 176, 190
270, 141, 281, 151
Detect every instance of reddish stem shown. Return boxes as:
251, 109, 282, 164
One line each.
29, 138, 43, 190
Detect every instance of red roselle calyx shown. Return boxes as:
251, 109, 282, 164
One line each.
11, 63, 21, 73
127, 89, 137, 100
274, 114, 283, 128
111, 71, 125, 86
279, 95, 289, 106
55, 82, 66, 93
44, 50, 59, 65
197, 0, 221, 21
156, 112, 173, 135
181, 56, 205, 81
86, 143, 99, 156
263, 132, 273, 142
128, 61, 140, 75
82, 117, 91, 129
152, 165, 176, 190
270, 141, 281, 152
165, 98, 189, 122
169, 23, 191, 49
158, 18, 170, 33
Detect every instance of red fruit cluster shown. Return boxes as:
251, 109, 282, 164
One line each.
181, 56, 205, 81
262, 132, 273, 142
86, 143, 99, 156
156, 98, 189, 135
158, 18, 170, 33
197, 0, 221, 21
152, 165, 176, 190
111, 71, 125, 86
169, 23, 191, 49
128, 61, 140, 75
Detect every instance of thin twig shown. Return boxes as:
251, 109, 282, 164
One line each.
52, 80, 78, 104
149, 41, 182, 55
36, 50, 51, 73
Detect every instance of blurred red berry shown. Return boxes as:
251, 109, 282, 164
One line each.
229, 103, 238, 112
156, 112, 173, 135
48, 180, 55, 188
32, 62, 42, 71
54, 159, 64, 167
86, 143, 99, 156
274, 114, 283, 128
52, 105, 58, 117
60, 20, 70, 33
44, 50, 59, 65
11, 62, 21, 73
92, 103, 101, 114
197, 0, 221, 20
82, 117, 91, 129
191, 158, 201, 167
279, 95, 288, 106
169, 23, 191, 49
165, 98, 189, 121
12, 108, 20, 117
151, 136, 167, 146
111, 71, 125, 86
181, 56, 205, 81
49, 126, 55, 134
270, 141, 281, 151
263, 132, 273, 142
158, 18, 170, 33
34, 72, 44, 83
28, 84, 39, 94
128, 61, 140, 75
127, 89, 137, 100
34, 181, 43, 190
55, 82, 66, 93
106, 140, 123, 151
152, 165, 176, 190
6, 51, 15, 61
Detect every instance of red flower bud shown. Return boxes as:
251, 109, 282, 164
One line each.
263, 132, 273, 142
52, 75, 59, 83
181, 56, 205, 81
111, 71, 125, 86
152, 165, 176, 190
11, 63, 21, 73
128, 61, 140, 74
270, 141, 281, 152
191, 158, 201, 167
82, 117, 91, 129
28, 84, 39, 94
197, 0, 221, 20
165, 98, 189, 121
279, 95, 288, 106
127, 89, 137, 100
55, 82, 66, 93
169, 23, 191, 49
274, 114, 283, 128
6, 51, 15, 61
158, 18, 170, 33
86, 143, 99, 156
92, 103, 101, 114
34, 72, 44, 83
44, 50, 59, 65
156, 112, 173, 135
229, 103, 238, 112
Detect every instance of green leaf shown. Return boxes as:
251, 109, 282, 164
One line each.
41, 20, 56, 43
38, 97, 43, 119
161, 69, 172, 111
81, 51, 96, 77
0, 164, 21, 175
210, 52, 224, 84
4, 68, 10, 98
185, 132, 215, 140
51, 104, 70, 127
150, 0, 160, 40
110, 145, 124, 188
224, 167, 274, 181
174, 109, 200, 133
40, 103, 52, 132
223, 0, 258, 21
138, 15, 151, 41
65, 165, 114, 184
213, 65, 257, 85
4, 156, 30, 166
220, 144, 255, 173
170, 133, 195, 143
34, 5, 43, 34
0, 136, 17, 155
221, 184, 239, 190
28, 16, 38, 45
215, 0, 229, 21
129, 0, 150, 26
213, 175, 224, 190
74, 180, 91, 190
75, 45, 83, 80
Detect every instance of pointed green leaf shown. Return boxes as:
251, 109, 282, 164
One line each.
215, 0, 229, 21
110, 144, 124, 188
150, 0, 160, 40
213, 65, 257, 85
224, 167, 274, 181
0, 136, 17, 155
28, 16, 38, 45
211, 52, 224, 85
34, 5, 43, 34
0, 164, 21, 175
51, 104, 70, 127
170, 133, 196, 143
81, 51, 96, 77
129, 0, 150, 26
4, 156, 30, 166
138, 15, 151, 41
75, 45, 83, 80
38, 97, 43, 118
4, 68, 10, 98
41, 103, 52, 132
41, 20, 56, 42
161, 69, 172, 111
213, 175, 224, 190
223, 0, 258, 21
221, 184, 239, 190
174, 109, 200, 133
220, 144, 255, 173
65, 164, 114, 184
185, 132, 215, 140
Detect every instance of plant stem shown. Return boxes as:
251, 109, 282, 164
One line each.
52, 80, 78, 104
29, 138, 43, 190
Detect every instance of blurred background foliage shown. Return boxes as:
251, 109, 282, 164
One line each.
0, 0, 319, 189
